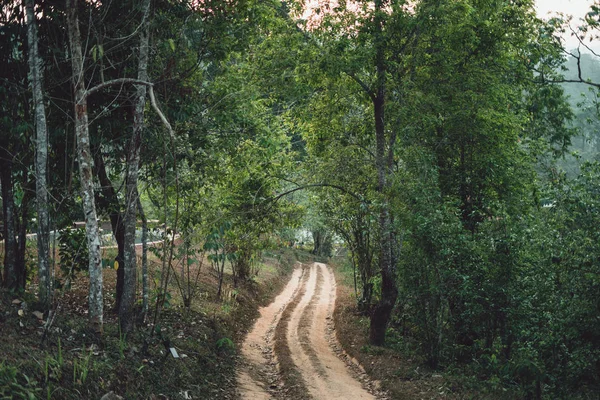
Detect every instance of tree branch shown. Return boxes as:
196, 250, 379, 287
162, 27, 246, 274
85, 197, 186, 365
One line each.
148, 86, 175, 139
345, 72, 376, 101
531, 59, 600, 89
85, 78, 153, 98
84, 79, 175, 140
567, 23, 600, 58
271, 183, 363, 203
546, 77, 600, 89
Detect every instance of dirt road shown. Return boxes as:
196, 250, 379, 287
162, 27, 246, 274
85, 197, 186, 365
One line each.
237, 262, 377, 400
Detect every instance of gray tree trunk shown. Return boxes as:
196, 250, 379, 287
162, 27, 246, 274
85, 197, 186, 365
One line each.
66, 0, 104, 332
26, 0, 52, 310
120, 0, 151, 332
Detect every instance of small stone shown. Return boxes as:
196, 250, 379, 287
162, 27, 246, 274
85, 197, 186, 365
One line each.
32, 311, 44, 320
100, 391, 123, 400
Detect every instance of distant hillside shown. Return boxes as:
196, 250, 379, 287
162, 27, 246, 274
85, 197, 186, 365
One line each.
557, 51, 600, 173
562, 51, 600, 105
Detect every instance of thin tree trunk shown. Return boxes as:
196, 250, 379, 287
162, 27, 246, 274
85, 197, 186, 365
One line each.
92, 145, 125, 310
136, 192, 148, 321
66, 0, 104, 333
1, 157, 18, 290
181, 233, 186, 297
217, 254, 225, 299
16, 187, 32, 289
26, 0, 51, 309
91, 133, 125, 310
120, 0, 151, 332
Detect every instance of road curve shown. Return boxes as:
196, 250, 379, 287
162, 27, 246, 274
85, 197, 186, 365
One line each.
237, 262, 376, 400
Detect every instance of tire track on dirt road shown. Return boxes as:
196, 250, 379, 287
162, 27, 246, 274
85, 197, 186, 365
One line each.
238, 262, 377, 400
297, 265, 327, 377
273, 263, 313, 398
237, 265, 306, 399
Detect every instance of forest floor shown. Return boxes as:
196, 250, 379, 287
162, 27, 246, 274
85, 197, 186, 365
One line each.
332, 265, 459, 400
330, 259, 516, 400
0, 245, 305, 399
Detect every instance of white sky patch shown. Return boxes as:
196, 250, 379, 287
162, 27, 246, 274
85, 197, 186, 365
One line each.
536, 0, 598, 51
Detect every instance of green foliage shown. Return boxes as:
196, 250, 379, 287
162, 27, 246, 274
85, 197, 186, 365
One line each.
149, 287, 172, 310
216, 337, 235, 353
117, 326, 128, 360
42, 338, 64, 388
203, 223, 238, 298
390, 158, 600, 396
72, 349, 93, 386
169, 231, 206, 309
0, 362, 40, 400
517, 161, 600, 396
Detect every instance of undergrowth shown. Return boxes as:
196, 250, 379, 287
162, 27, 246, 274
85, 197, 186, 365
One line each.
0, 247, 307, 399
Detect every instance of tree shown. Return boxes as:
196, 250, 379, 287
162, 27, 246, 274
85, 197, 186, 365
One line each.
120, 0, 151, 333
1, 2, 35, 291
25, 0, 51, 310
65, 0, 104, 332
298, 0, 416, 345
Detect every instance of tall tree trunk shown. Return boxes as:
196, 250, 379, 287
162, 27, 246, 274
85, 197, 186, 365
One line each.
120, 0, 151, 332
369, 92, 397, 345
0, 158, 18, 289
26, 0, 52, 309
369, 0, 398, 346
66, 0, 104, 332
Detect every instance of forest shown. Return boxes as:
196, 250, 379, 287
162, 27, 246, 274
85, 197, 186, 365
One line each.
1, 0, 599, 399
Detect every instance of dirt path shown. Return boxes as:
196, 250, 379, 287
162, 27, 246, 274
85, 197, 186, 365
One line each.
237, 262, 376, 400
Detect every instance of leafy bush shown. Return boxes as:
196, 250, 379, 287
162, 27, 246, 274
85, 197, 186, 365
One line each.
391, 162, 600, 398
57, 227, 89, 288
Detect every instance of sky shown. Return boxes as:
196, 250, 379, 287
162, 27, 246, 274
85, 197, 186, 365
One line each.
536, 0, 597, 50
